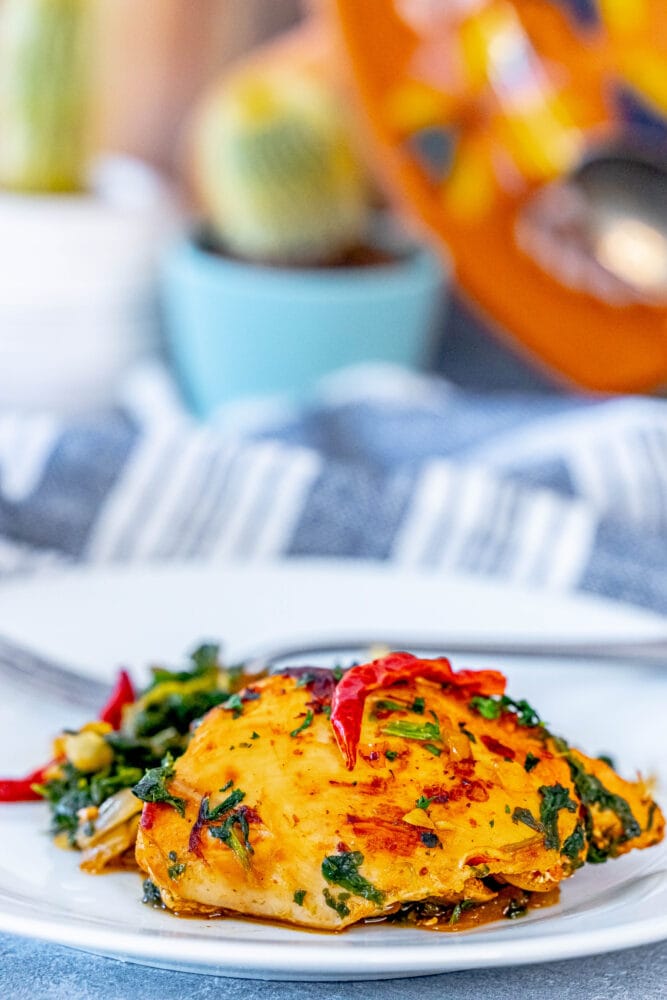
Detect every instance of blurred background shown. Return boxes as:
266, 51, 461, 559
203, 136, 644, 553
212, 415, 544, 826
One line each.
3, 0, 667, 412
1, 0, 667, 618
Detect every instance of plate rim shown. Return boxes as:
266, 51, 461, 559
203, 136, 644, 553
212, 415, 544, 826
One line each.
0, 558, 665, 980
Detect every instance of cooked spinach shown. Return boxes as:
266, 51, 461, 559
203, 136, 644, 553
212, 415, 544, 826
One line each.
538, 784, 578, 851
131, 756, 185, 816
512, 807, 544, 835
35, 760, 144, 843
35, 648, 254, 847
565, 755, 641, 862
561, 823, 586, 863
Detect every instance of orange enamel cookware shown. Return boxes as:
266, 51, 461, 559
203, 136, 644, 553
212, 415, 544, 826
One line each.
329, 0, 667, 391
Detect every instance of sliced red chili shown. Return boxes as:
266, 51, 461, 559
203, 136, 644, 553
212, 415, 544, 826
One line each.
98, 669, 136, 730
330, 652, 506, 770
0, 761, 58, 802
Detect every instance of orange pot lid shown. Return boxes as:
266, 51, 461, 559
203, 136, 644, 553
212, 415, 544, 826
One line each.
329, 0, 667, 392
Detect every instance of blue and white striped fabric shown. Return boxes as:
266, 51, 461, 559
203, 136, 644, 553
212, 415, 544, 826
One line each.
2, 363, 667, 615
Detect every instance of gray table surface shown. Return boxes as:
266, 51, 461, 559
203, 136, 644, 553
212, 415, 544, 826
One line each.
2, 306, 665, 999
2, 934, 667, 999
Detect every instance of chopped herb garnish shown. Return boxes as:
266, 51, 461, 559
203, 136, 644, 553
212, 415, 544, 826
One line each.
385, 750, 399, 761
524, 752, 540, 773
506, 697, 542, 728
381, 720, 441, 743
539, 784, 578, 851
420, 831, 440, 848
423, 743, 442, 757
209, 808, 253, 870
458, 722, 477, 743
411, 697, 425, 714
469, 696, 502, 721
504, 804, 511, 814
224, 693, 244, 719
332, 666, 344, 682
489, 819, 495, 828
204, 787, 245, 822
374, 699, 408, 713
132, 755, 185, 816
512, 806, 544, 834
290, 709, 314, 738
504, 897, 528, 920
449, 900, 475, 925
168, 862, 186, 880
647, 802, 657, 832
416, 794, 434, 810
322, 704, 332, 719
323, 888, 351, 918
293, 889, 307, 906
251, 732, 260, 740
321, 851, 384, 906
469, 694, 542, 727
142, 879, 164, 908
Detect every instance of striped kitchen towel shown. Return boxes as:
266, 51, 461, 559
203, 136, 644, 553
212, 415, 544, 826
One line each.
1, 362, 667, 615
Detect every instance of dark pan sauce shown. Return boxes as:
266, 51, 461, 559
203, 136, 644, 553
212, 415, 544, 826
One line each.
142, 874, 559, 933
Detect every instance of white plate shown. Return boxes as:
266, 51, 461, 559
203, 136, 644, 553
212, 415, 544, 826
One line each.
0, 560, 666, 981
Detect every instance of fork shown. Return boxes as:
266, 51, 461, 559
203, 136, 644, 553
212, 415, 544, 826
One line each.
2, 631, 667, 713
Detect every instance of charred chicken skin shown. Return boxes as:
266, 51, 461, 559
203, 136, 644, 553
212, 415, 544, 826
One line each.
135, 653, 664, 930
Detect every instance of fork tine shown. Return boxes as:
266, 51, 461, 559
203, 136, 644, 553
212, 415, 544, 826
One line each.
0, 636, 109, 710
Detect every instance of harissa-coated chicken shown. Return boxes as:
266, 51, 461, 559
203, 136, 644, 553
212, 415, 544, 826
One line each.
136, 653, 664, 930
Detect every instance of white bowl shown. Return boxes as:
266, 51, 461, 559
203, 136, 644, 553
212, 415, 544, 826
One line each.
0, 156, 180, 412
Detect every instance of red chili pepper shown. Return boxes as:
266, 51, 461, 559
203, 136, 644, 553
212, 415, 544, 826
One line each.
0, 761, 58, 802
98, 669, 136, 730
1, 668, 137, 802
329, 652, 506, 770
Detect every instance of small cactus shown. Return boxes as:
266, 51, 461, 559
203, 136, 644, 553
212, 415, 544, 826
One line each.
193, 67, 372, 265
0, 0, 92, 194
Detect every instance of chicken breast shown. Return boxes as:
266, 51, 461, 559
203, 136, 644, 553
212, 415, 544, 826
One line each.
135, 655, 664, 930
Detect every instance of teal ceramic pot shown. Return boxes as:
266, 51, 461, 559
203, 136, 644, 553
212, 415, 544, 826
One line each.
161, 230, 447, 416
